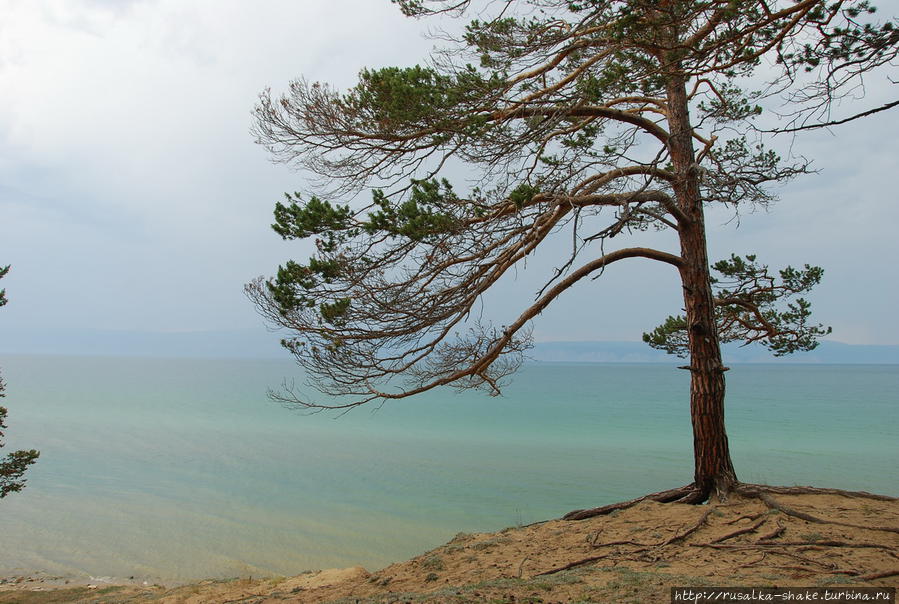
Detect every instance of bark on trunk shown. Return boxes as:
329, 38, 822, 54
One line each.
666, 70, 739, 499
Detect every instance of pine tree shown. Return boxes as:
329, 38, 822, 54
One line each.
0, 265, 39, 499
249, 1, 897, 512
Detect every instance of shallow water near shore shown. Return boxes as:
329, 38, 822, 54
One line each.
0, 355, 895, 583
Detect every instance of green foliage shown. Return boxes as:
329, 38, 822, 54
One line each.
784, 2, 894, 71
267, 261, 316, 313
0, 265, 9, 306
250, 0, 894, 415
642, 316, 689, 356
339, 64, 501, 136
0, 418, 41, 499
0, 265, 7, 307
265, 179, 466, 326
697, 83, 763, 123
272, 194, 353, 241
345, 65, 457, 127
319, 298, 352, 327
365, 180, 459, 241
0, 266, 39, 499
701, 138, 801, 208
644, 255, 832, 357
508, 182, 538, 209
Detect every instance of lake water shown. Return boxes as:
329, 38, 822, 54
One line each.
0, 355, 895, 583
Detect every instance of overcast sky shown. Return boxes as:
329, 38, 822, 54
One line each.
1, 0, 897, 352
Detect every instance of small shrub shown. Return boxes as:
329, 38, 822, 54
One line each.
800, 532, 824, 542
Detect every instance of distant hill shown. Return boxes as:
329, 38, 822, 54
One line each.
531, 340, 899, 364
1, 328, 897, 364
0, 327, 284, 358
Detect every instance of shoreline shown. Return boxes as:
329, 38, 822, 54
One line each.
2, 491, 897, 603
0, 572, 167, 592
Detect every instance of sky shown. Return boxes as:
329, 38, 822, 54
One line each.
0, 0, 897, 355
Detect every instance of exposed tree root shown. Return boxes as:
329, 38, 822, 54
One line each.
737, 488, 899, 534
709, 517, 767, 544
591, 539, 653, 548
726, 512, 766, 525
662, 506, 714, 545
771, 565, 859, 576
773, 550, 831, 569
861, 569, 899, 581
563, 484, 703, 520
738, 484, 897, 501
547, 484, 899, 584
692, 540, 894, 550
756, 520, 786, 542
737, 553, 768, 569
535, 554, 612, 576
564, 482, 897, 521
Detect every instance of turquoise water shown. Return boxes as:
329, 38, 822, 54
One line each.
0, 355, 895, 582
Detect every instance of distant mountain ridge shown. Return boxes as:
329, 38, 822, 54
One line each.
532, 340, 899, 364
1, 327, 897, 363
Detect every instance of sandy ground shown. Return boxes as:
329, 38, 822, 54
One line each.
2, 491, 897, 603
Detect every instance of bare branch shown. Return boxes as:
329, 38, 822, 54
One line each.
763, 98, 899, 133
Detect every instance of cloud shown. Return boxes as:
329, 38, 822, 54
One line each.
0, 0, 896, 345
0, 0, 434, 334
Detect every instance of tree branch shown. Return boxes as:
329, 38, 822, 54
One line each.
268, 246, 682, 410
497, 105, 670, 145
763, 99, 899, 133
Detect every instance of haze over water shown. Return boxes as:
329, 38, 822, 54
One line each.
0, 355, 895, 583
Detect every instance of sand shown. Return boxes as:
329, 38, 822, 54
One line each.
2, 491, 897, 603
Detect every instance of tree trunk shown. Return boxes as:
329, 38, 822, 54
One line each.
666, 71, 739, 499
